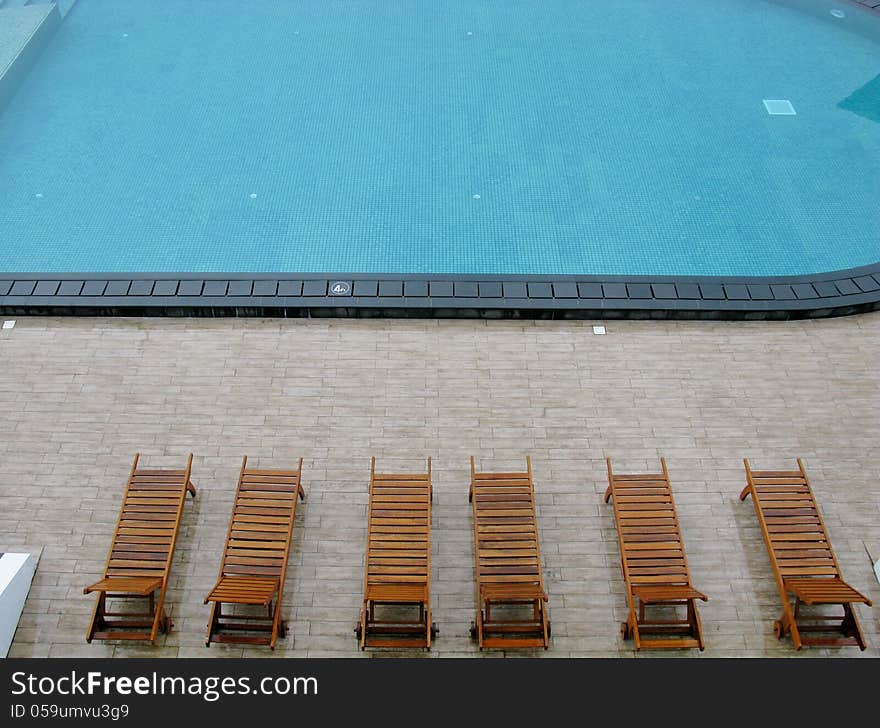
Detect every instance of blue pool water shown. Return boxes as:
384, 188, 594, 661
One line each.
0, 0, 878, 276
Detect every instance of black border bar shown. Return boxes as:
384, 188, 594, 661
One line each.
1, 263, 880, 319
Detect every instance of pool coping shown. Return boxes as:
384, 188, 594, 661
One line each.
2, 263, 880, 319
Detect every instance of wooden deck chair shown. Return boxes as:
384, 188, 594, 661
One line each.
741, 459, 873, 650
604, 458, 708, 650
204, 456, 305, 649
469, 456, 549, 649
84, 453, 196, 643
356, 457, 435, 649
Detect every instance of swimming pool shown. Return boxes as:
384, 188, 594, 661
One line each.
0, 0, 879, 317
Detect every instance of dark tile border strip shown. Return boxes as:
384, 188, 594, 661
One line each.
2, 264, 880, 320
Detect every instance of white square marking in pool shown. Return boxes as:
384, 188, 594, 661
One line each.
763, 99, 796, 115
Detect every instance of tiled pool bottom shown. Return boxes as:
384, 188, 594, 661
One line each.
1, 314, 878, 657
2, 0, 880, 280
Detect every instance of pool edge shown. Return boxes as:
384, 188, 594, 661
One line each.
2, 263, 879, 320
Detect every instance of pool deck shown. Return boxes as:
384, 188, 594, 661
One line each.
0, 313, 877, 658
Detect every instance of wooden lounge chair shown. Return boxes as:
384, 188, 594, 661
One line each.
741, 458, 873, 650
469, 456, 549, 649
604, 458, 708, 650
204, 456, 305, 649
84, 453, 196, 643
356, 457, 435, 649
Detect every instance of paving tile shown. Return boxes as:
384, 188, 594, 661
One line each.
10, 281, 37, 296
228, 280, 255, 296
854, 276, 880, 293
625, 283, 652, 299
502, 282, 527, 298
651, 284, 677, 299
203, 281, 229, 296
834, 280, 861, 296
104, 281, 130, 296
746, 284, 773, 300
152, 281, 178, 296
404, 281, 429, 297
379, 281, 404, 297
252, 281, 278, 297
675, 283, 701, 299
552, 282, 578, 299
353, 281, 378, 297
528, 282, 553, 298
33, 281, 61, 296
578, 283, 603, 299
128, 280, 155, 296
277, 281, 303, 297
429, 281, 454, 297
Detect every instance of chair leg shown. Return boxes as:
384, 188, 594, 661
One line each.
775, 599, 801, 649
359, 603, 368, 650
425, 605, 432, 650
85, 592, 106, 643
205, 602, 219, 646
689, 599, 705, 651
269, 592, 283, 650
628, 599, 641, 650
842, 604, 867, 650
150, 588, 170, 642
540, 600, 549, 649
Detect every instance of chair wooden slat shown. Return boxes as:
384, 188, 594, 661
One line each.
204, 456, 305, 649
605, 458, 708, 650
740, 458, 872, 650
83, 453, 196, 644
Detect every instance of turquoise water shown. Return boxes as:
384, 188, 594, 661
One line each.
0, 0, 878, 275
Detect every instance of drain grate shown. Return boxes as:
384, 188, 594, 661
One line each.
763, 99, 796, 115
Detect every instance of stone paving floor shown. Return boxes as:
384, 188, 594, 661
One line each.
0, 313, 877, 658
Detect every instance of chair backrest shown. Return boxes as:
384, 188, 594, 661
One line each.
219, 456, 303, 581
743, 459, 841, 581
364, 457, 432, 589
606, 458, 693, 591
103, 453, 193, 586
470, 456, 546, 595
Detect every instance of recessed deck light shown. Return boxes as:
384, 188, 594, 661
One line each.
593, 325, 606, 335
2, 321, 16, 330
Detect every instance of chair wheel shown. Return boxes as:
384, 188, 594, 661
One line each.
354, 623, 362, 639
546, 623, 551, 638
620, 622, 630, 640
431, 622, 439, 638
773, 620, 783, 639
469, 622, 477, 640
